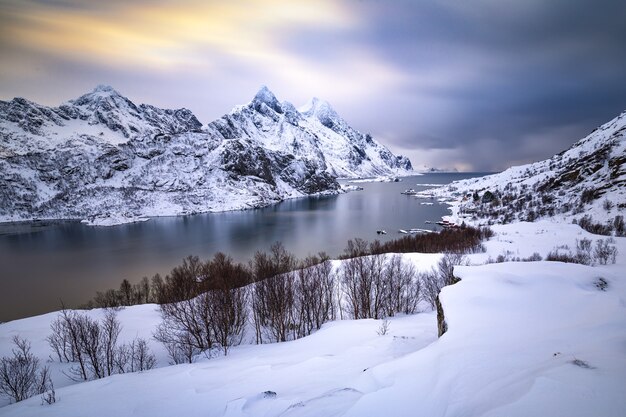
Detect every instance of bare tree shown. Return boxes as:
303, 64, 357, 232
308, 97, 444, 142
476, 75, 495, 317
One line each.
252, 272, 296, 343
154, 293, 213, 363
150, 273, 164, 303
340, 239, 387, 319
119, 279, 133, 306
250, 243, 297, 343
383, 254, 419, 316
48, 314, 74, 363
137, 277, 151, 304
55, 309, 89, 381
152, 254, 251, 361
368, 251, 387, 319
207, 285, 248, 355
121, 338, 157, 372
48, 309, 157, 377
76, 314, 104, 379
38, 366, 55, 405
154, 326, 199, 365
93, 289, 121, 309
341, 238, 371, 319
101, 310, 122, 376
294, 254, 337, 338
0, 336, 51, 403
158, 256, 204, 304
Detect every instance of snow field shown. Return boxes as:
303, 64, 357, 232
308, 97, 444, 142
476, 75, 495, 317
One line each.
0, 221, 624, 416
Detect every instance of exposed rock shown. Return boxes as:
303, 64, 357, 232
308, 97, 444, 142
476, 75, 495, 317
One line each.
436, 295, 447, 337
0, 85, 412, 225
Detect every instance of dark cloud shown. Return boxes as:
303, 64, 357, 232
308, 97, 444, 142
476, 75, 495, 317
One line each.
331, 0, 626, 170
1, 0, 625, 171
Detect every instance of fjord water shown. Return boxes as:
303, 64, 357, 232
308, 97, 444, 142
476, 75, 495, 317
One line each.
0, 173, 483, 322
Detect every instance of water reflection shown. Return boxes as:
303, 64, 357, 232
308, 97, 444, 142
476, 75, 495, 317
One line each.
0, 173, 482, 321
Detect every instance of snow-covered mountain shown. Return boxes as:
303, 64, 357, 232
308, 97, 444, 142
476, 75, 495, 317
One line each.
0, 85, 411, 225
210, 87, 411, 178
427, 111, 626, 226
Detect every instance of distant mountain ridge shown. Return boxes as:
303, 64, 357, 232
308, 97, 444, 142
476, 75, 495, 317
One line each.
429, 111, 626, 226
0, 85, 411, 225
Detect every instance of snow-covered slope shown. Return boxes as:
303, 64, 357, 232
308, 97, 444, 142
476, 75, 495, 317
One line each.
1, 222, 624, 416
0, 86, 411, 225
424, 111, 626, 225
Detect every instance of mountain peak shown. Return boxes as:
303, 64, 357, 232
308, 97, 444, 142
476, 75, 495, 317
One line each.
253, 85, 278, 104
92, 84, 119, 94
251, 85, 283, 114
70, 84, 133, 110
300, 97, 335, 115
300, 97, 340, 129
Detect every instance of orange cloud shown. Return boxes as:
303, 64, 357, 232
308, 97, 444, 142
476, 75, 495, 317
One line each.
2, 0, 357, 69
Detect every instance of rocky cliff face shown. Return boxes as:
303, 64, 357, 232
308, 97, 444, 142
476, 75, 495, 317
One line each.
0, 85, 411, 225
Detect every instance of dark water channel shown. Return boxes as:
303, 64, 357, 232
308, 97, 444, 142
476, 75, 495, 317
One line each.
0, 173, 484, 321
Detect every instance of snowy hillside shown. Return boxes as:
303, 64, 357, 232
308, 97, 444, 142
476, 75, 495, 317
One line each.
423, 111, 626, 226
0, 86, 411, 225
1, 221, 624, 416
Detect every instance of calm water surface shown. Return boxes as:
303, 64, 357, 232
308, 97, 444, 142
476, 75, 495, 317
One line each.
0, 173, 484, 321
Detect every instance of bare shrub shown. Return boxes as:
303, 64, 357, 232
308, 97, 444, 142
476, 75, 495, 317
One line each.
207, 284, 248, 355
158, 255, 204, 304
48, 309, 156, 377
614, 215, 625, 237
49, 309, 89, 381
365, 226, 493, 255
155, 252, 253, 361
575, 238, 593, 265
154, 294, 212, 364
39, 366, 55, 405
126, 338, 157, 372
546, 251, 586, 265
523, 252, 543, 262
101, 310, 123, 376
576, 215, 612, 236
580, 188, 598, 205
340, 239, 386, 319
341, 251, 419, 319
154, 326, 198, 365
594, 239, 617, 265
295, 254, 336, 338
252, 272, 296, 343
0, 336, 52, 404
250, 243, 297, 343
377, 319, 390, 336
382, 254, 420, 316
422, 253, 466, 309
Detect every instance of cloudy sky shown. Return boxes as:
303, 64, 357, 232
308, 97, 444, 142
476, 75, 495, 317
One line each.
1, 0, 625, 171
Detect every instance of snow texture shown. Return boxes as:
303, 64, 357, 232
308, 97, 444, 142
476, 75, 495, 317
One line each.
419, 110, 626, 226
0, 221, 624, 416
0, 86, 412, 226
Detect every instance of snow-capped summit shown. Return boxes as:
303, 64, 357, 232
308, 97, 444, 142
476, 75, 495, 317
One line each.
299, 97, 339, 129
249, 85, 285, 116
252, 85, 278, 105
69, 84, 131, 109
